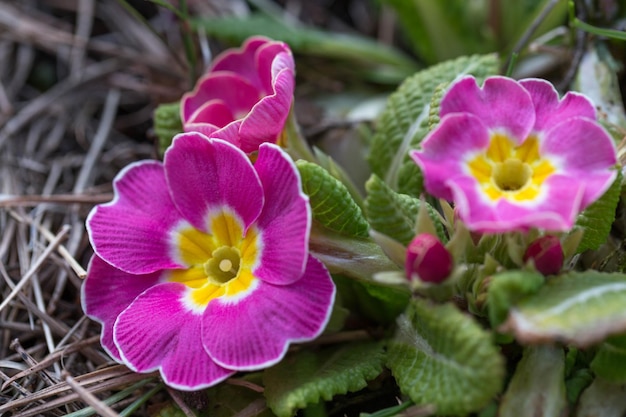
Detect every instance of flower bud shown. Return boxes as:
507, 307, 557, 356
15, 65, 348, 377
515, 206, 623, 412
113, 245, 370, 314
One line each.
523, 235, 564, 276
405, 234, 453, 284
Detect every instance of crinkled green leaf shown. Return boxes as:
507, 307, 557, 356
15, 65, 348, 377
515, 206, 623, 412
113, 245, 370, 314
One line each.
499, 346, 567, 417
591, 333, 626, 383
502, 271, 626, 347
576, 377, 626, 417
263, 341, 386, 417
364, 174, 445, 245
487, 270, 545, 328
297, 160, 370, 238
333, 275, 409, 324
387, 299, 505, 415
154, 102, 182, 155
368, 54, 499, 194
575, 171, 621, 253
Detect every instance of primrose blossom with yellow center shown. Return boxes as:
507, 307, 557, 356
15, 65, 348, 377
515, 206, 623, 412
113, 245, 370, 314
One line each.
411, 76, 617, 232
82, 132, 335, 390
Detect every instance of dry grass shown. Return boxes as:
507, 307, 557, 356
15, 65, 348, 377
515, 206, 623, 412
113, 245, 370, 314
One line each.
0, 0, 243, 415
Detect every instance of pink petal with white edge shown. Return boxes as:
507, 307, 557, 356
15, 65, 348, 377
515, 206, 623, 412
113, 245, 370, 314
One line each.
448, 175, 585, 232
211, 36, 270, 91
164, 133, 264, 233
519, 78, 597, 131
541, 117, 617, 207
440, 76, 535, 142
238, 67, 294, 153
87, 161, 183, 274
114, 283, 235, 390
254, 42, 294, 94
186, 100, 235, 127
181, 73, 260, 123
411, 113, 491, 201
252, 143, 310, 285
203, 256, 335, 370
81, 255, 162, 361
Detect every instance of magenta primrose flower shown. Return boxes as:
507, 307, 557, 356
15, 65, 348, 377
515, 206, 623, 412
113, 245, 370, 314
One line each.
82, 132, 335, 390
181, 36, 295, 154
411, 76, 617, 233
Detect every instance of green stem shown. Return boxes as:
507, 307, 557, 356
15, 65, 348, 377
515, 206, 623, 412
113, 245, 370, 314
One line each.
568, 0, 626, 40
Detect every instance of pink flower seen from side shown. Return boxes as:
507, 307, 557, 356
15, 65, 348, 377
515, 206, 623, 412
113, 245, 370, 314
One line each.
405, 234, 453, 284
411, 76, 617, 233
181, 36, 295, 153
82, 132, 335, 390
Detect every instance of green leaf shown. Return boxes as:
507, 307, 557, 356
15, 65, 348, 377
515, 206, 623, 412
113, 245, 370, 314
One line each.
368, 54, 499, 194
576, 171, 621, 253
153, 102, 182, 155
205, 374, 275, 417
387, 298, 505, 415
499, 346, 567, 417
575, 377, 626, 417
297, 160, 369, 238
591, 333, 626, 383
263, 341, 386, 417
487, 270, 545, 328
501, 271, 626, 346
364, 174, 445, 245
192, 14, 417, 84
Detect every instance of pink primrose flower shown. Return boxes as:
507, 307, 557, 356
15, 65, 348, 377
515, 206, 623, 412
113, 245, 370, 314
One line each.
523, 235, 564, 276
411, 76, 617, 233
181, 36, 295, 153
82, 132, 335, 390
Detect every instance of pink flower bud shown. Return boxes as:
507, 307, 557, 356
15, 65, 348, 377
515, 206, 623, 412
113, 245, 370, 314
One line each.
523, 235, 564, 276
405, 234, 453, 284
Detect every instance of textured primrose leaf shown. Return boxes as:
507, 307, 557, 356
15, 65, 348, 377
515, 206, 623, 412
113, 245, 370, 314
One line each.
364, 174, 445, 245
575, 170, 621, 253
387, 298, 505, 415
487, 270, 545, 328
263, 341, 386, 417
590, 333, 626, 383
368, 53, 499, 194
499, 345, 567, 417
575, 377, 626, 417
501, 271, 626, 347
297, 160, 370, 238
154, 102, 182, 155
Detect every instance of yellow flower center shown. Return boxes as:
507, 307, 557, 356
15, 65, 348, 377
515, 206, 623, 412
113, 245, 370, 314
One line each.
168, 211, 260, 313
467, 133, 556, 202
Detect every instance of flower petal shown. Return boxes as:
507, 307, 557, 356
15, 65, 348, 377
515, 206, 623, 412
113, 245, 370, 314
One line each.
202, 256, 335, 370
541, 117, 617, 207
252, 143, 310, 285
114, 283, 235, 390
239, 67, 294, 153
87, 161, 183, 274
81, 255, 162, 361
448, 175, 585, 232
254, 41, 294, 94
211, 36, 269, 91
519, 78, 597, 131
411, 113, 491, 201
164, 133, 264, 232
181, 73, 260, 124
186, 100, 235, 127
440, 76, 535, 141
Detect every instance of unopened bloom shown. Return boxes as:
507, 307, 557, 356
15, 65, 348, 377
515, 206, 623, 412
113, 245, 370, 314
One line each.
405, 234, 453, 283
82, 133, 335, 390
181, 36, 295, 153
411, 76, 617, 233
523, 235, 564, 276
